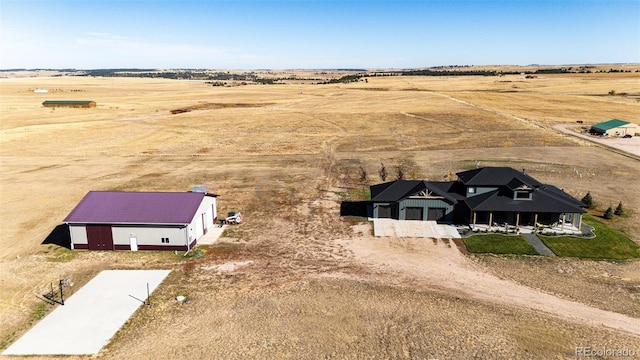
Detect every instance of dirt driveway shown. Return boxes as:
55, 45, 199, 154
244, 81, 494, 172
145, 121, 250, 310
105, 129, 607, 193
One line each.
341, 225, 640, 337
554, 124, 640, 158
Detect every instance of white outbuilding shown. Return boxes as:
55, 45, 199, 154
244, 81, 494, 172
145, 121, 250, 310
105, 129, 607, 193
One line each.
64, 191, 217, 252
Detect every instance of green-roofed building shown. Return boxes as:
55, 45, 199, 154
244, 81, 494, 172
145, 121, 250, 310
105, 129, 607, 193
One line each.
590, 119, 638, 137
42, 100, 96, 108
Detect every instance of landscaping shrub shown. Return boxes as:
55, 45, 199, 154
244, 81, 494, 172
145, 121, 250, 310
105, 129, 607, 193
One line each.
581, 192, 593, 209
603, 206, 614, 219
614, 201, 624, 216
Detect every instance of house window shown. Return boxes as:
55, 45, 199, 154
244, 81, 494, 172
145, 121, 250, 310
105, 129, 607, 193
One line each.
468, 187, 476, 194
515, 191, 532, 200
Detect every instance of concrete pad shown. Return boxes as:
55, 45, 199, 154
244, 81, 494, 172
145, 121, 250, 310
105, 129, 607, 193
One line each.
2, 269, 171, 356
197, 224, 226, 245
372, 219, 461, 239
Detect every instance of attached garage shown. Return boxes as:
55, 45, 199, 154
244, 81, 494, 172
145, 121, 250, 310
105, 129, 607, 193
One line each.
370, 180, 457, 223
427, 208, 446, 221
377, 205, 392, 218
405, 207, 424, 220
64, 191, 217, 252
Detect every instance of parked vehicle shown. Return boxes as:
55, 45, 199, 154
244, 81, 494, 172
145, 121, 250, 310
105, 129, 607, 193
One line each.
225, 211, 242, 224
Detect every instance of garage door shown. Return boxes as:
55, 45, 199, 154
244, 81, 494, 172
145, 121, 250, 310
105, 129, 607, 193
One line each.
405, 207, 424, 220
427, 208, 446, 221
378, 205, 392, 218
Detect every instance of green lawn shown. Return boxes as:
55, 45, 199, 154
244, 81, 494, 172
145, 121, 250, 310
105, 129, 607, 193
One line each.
463, 234, 538, 255
539, 214, 640, 260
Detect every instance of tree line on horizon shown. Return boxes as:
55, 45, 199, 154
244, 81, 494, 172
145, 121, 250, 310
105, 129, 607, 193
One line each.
4, 67, 635, 83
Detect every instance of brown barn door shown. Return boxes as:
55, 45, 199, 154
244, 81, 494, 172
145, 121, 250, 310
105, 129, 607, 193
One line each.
86, 225, 114, 250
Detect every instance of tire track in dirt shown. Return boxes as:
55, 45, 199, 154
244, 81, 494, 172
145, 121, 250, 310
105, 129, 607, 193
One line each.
427, 91, 548, 130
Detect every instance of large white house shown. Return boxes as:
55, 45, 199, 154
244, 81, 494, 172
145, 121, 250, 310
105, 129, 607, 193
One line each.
64, 191, 217, 252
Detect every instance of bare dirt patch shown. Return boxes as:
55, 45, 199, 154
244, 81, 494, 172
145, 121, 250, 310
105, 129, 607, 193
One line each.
170, 102, 274, 114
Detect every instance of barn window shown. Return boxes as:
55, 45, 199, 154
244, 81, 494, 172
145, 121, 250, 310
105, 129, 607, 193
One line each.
161, 237, 170, 243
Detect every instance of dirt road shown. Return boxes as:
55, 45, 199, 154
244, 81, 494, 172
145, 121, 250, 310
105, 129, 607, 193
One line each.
342, 226, 640, 338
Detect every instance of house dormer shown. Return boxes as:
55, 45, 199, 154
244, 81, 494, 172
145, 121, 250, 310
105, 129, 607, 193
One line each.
513, 184, 533, 200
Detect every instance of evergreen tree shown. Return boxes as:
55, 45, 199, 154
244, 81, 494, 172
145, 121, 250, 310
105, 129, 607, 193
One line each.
614, 201, 624, 216
604, 206, 614, 219
581, 192, 593, 209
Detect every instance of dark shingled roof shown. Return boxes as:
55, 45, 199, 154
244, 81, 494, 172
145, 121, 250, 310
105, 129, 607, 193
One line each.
423, 181, 463, 203
64, 191, 207, 224
456, 167, 541, 187
370, 180, 458, 203
370, 180, 425, 202
462, 186, 585, 213
369, 167, 585, 215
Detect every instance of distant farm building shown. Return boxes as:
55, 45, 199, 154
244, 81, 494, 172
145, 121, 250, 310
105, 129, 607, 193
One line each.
590, 119, 638, 137
33, 88, 48, 93
42, 100, 96, 108
64, 191, 218, 252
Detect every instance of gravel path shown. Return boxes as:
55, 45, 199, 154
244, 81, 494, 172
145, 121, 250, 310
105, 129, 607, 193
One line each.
523, 233, 556, 256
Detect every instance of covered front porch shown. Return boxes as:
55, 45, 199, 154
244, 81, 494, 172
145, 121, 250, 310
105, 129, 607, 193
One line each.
469, 210, 584, 235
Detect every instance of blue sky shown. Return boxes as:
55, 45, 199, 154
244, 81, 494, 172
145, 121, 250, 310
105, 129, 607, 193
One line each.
1, 0, 638, 69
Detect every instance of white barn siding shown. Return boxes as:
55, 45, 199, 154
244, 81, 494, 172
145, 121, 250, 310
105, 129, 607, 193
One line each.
111, 226, 187, 248
69, 225, 88, 249
188, 196, 217, 243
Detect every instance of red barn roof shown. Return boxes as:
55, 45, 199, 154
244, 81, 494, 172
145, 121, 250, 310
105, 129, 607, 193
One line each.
64, 191, 207, 225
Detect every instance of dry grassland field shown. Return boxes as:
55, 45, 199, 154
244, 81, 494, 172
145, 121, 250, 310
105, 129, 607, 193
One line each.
1, 68, 640, 359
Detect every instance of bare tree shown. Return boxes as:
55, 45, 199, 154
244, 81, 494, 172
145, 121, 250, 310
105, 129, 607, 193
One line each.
379, 163, 387, 182
359, 166, 368, 186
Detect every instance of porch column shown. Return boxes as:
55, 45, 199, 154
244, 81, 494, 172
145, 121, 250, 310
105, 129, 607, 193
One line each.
488, 212, 493, 229
515, 212, 520, 228
561, 213, 566, 232
534, 213, 538, 229
472, 211, 477, 227
577, 213, 582, 230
